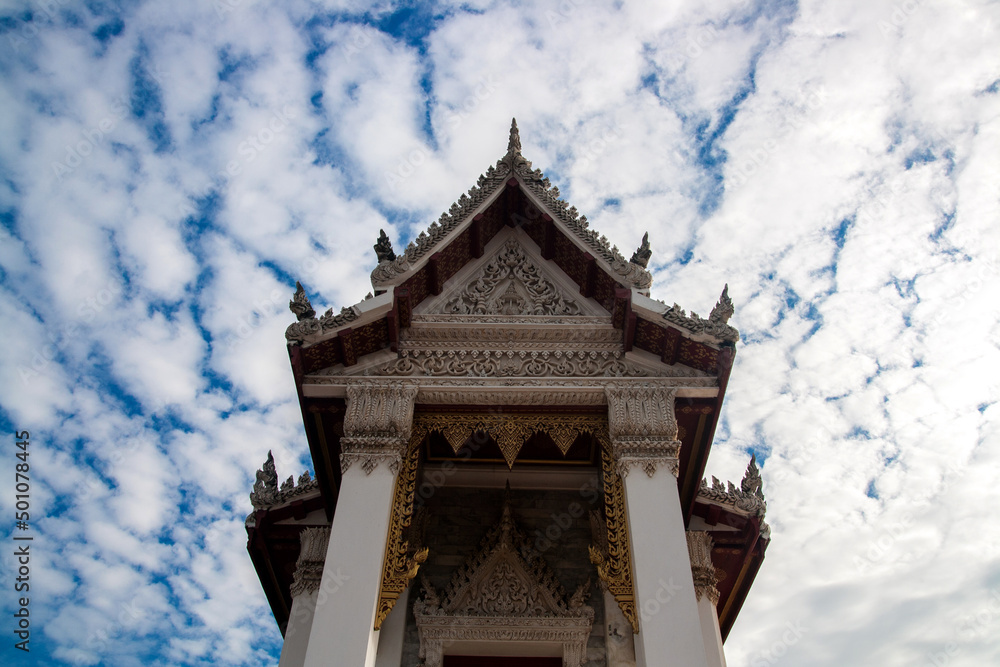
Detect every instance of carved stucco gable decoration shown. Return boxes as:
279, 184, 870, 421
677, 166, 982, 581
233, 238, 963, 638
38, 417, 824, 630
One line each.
368, 348, 650, 380
604, 384, 681, 478
370, 119, 652, 291
413, 493, 595, 667
289, 527, 331, 599
438, 238, 583, 316
660, 284, 739, 346
686, 531, 720, 605
340, 383, 419, 474
698, 456, 767, 519
248, 452, 318, 526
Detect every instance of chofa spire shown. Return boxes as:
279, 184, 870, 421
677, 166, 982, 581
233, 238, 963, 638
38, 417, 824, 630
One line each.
505, 117, 522, 159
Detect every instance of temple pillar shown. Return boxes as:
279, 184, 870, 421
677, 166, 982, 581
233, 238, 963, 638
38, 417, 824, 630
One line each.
374, 586, 410, 667
605, 385, 709, 667
688, 531, 726, 667
303, 383, 418, 667
279, 527, 330, 667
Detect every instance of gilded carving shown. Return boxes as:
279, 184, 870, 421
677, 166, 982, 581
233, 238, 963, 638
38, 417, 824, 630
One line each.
374, 433, 428, 630
589, 434, 639, 633
413, 412, 607, 468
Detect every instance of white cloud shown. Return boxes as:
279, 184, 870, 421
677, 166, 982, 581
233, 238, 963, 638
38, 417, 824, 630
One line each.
1, 0, 998, 665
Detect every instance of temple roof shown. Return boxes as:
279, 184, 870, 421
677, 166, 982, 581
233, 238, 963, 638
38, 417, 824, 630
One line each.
285, 119, 738, 350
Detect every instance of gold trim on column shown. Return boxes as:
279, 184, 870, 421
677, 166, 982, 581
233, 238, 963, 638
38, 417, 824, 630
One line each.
374, 413, 639, 635
590, 432, 639, 634
374, 428, 428, 630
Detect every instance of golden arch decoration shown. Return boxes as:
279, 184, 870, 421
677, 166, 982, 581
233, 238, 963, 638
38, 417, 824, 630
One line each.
374, 413, 638, 633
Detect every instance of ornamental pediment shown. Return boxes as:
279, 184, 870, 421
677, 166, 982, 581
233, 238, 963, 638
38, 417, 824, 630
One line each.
416, 228, 610, 320
414, 492, 594, 667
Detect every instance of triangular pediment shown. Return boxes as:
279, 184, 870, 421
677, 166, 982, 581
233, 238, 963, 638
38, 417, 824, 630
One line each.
418, 495, 589, 619
417, 228, 608, 319
369, 120, 653, 295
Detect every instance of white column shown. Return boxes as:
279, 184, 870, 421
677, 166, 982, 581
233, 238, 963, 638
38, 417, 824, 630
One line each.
603, 585, 637, 667
375, 586, 410, 667
280, 527, 330, 667
623, 471, 709, 667
688, 531, 726, 667
606, 385, 710, 667
302, 464, 395, 667
303, 383, 418, 667
696, 597, 727, 667
280, 592, 317, 667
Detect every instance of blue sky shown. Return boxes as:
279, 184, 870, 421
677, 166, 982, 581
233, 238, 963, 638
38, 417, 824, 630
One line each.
1, 0, 999, 665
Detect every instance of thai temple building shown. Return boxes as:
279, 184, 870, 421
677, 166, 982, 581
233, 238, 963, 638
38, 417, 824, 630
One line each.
245, 120, 770, 667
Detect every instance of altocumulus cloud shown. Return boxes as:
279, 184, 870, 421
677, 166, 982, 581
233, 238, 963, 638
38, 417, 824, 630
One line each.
1, 0, 998, 665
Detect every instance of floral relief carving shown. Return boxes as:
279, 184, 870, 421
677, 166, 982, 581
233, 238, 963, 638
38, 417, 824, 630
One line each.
373, 348, 646, 379
439, 239, 582, 316
413, 491, 594, 667
340, 383, 418, 475
604, 385, 681, 478
686, 531, 720, 605
289, 527, 331, 599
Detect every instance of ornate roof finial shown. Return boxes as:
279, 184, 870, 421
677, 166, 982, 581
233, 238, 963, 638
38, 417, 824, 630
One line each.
630, 232, 652, 268
250, 451, 279, 507
289, 281, 315, 321
709, 284, 734, 325
374, 229, 396, 263
741, 455, 764, 499
506, 117, 522, 160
